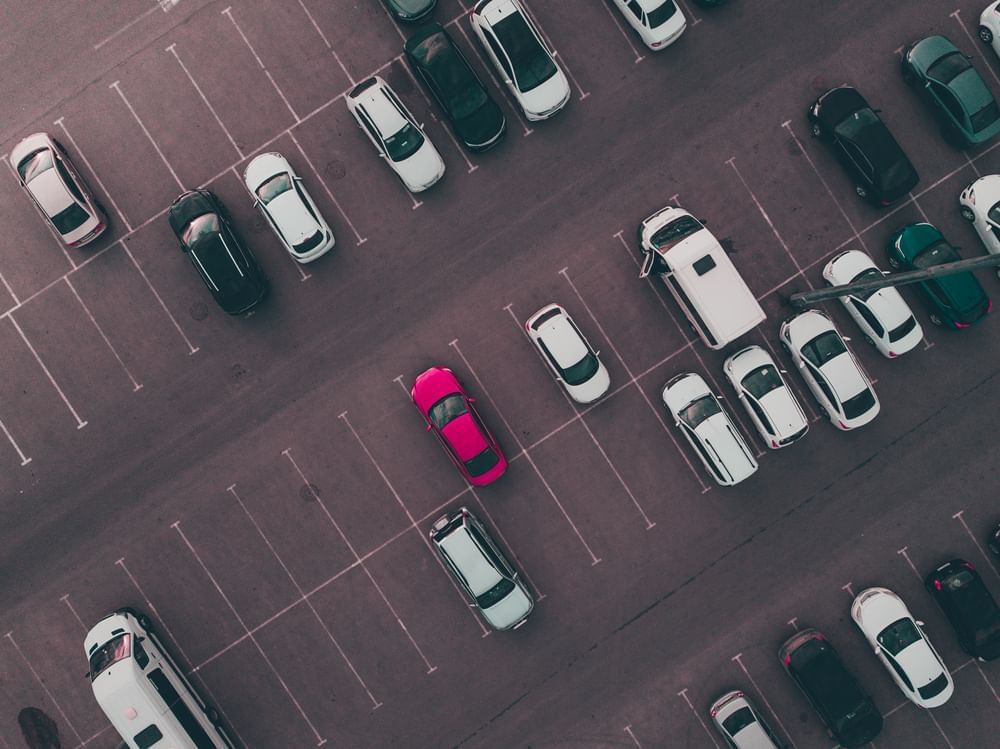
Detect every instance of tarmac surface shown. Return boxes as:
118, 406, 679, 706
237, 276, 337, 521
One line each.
0, 0, 998, 747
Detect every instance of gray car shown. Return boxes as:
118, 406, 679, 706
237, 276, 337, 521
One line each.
430, 507, 533, 631
710, 691, 785, 749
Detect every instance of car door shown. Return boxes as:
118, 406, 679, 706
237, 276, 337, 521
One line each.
481, 24, 516, 96
355, 107, 387, 156
838, 138, 876, 191
848, 296, 885, 342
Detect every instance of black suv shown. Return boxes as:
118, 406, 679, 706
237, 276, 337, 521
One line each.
404, 23, 506, 151
168, 190, 268, 315
779, 628, 882, 748
808, 86, 919, 206
925, 559, 1000, 661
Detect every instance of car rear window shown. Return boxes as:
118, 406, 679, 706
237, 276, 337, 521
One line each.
89, 633, 131, 679
476, 578, 515, 609
918, 673, 950, 700
972, 101, 1000, 133
647, 1, 678, 28
293, 230, 326, 254
888, 315, 917, 342
51, 202, 91, 235
721, 706, 756, 736
841, 388, 876, 420
465, 446, 500, 476
562, 352, 599, 386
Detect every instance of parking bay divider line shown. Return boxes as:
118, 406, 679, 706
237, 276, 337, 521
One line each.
0, 414, 31, 466
677, 687, 721, 749
518, 0, 589, 99
64, 276, 143, 391
166, 44, 244, 160
7, 314, 87, 429
595, 0, 645, 64
953, 509, 1000, 581
732, 652, 798, 749
109, 80, 185, 192
295, 0, 356, 86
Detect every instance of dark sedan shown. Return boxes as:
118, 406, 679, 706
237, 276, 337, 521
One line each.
167, 190, 268, 315
405, 24, 506, 151
808, 86, 919, 206
925, 559, 1000, 661
382, 0, 436, 23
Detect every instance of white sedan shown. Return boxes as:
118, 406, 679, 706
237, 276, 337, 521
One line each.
822, 250, 923, 358
978, 2, 1000, 57
779, 310, 879, 430
851, 587, 954, 708
723, 345, 808, 449
611, 0, 687, 51
346, 76, 445, 193
525, 303, 610, 404
959, 173, 1000, 277
470, 0, 570, 121
243, 153, 334, 263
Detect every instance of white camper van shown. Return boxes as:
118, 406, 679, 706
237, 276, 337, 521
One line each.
637, 206, 766, 349
85, 609, 232, 749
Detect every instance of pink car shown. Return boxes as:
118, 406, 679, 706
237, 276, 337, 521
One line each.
411, 367, 508, 486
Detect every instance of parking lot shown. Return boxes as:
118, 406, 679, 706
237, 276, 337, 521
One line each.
0, 0, 999, 746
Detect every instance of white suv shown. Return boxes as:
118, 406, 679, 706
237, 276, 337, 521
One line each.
345, 76, 445, 193
525, 303, 610, 403
723, 345, 808, 449
470, 0, 570, 121
661, 372, 758, 486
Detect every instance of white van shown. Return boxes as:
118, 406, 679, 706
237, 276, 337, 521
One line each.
638, 206, 765, 349
85, 609, 233, 749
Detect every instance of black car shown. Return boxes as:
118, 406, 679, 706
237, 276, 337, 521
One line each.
926, 559, 1000, 661
382, 0, 436, 23
167, 190, 268, 315
404, 24, 506, 151
778, 629, 882, 748
808, 87, 919, 206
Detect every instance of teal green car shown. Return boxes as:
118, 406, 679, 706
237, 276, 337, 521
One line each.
886, 223, 991, 329
901, 35, 1000, 146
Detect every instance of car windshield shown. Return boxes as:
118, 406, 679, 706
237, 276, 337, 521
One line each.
647, 1, 679, 28
972, 101, 1000, 133
465, 446, 500, 476
562, 352, 600, 386
476, 577, 515, 609
888, 315, 917, 342
678, 394, 721, 429
721, 706, 756, 736
741, 365, 783, 400
849, 267, 884, 301
493, 14, 557, 92
416, 34, 487, 119
89, 634, 131, 680
918, 673, 950, 700
384, 122, 425, 162
51, 202, 91, 234
650, 215, 702, 250
877, 617, 922, 656
842, 388, 876, 419
255, 173, 292, 203
17, 148, 54, 182
927, 51, 971, 85
800, 330, 846, 368
181, 213, 220, 250
293, 230, 325, 253
428, 394, 468, 429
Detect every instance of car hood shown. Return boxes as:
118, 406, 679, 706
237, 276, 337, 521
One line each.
394, 139, 444, 189
816, 86, 868, 127
481, 582, 533, 630
412, 368, 461, 413
267, 191, 321, 245
909, 35, 960, 72
440, 412, 489, 461
565, 361, 611, 403
892, 222, 942, 262
518, 68, 570, 117
454, 97, 506, 148
825, 250, 877, 286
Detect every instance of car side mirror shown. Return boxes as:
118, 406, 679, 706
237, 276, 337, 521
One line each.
468, 397, 476, 404
966, 54, 974, 61
916, 620, 925, 627
779, 369, 788, 374
797, 361, 805, 369
843, 336, 851, 342
874, 108, 882, 114
425, 423, 433, 432
698, 218, 709, 225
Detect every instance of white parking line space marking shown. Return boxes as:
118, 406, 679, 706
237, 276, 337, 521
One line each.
8, 315, 87, 429
59, 594, 87, 632
842, 581, 854, 598
221, 7, 300, 123
677, 687, 721, 749
0, 271, 19, 306
53, 118, 133, 232
781, 120, 869, 253
732, 652, 798, 748
167, 44, 244, 159
93, 3, 162, 50
171, 520, 328, 746
624, 724, 643, 748
78, 724, 114, 747
596, 1, 645, 63
727, 156, 814, 290
787, 617, 799, 631
226, 484, 383, 708
952, 10, 1000, 89
953, 509, 1000, 580
373, 0, 408, 44
110, 80, 185, 191
962, 149, 982, 178
296, 0, 356, 86
448, 339, 603, 565
519, 1, 589, 99
896, 545, 920, 577
282, 447, 438, 672
0, 415, 30, 466
64, 277, 142, 391
337, 412, 491, 637
926, 709, 956, 749
883, 698, 910, 718
504, 302, 655, 530
4, 631, 85, 745
1, 156, 77, 270
909, 193, 931, 224
118, 240, 199, 355
286, 131, 368, 246
675, 0, 701, 26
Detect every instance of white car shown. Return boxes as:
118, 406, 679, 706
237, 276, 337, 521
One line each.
723, 345, 808, 449
959, 173, 1000, 277
709, 691, 784, 749
661, 372, 758, 486
470, 0, 570, 121
822, 250, 923, 358
779, 310, 880, 430
243, 153, 334, 263
525, 303, 610, 404
345, 76, 445, 193
611, 0, 687, 51
851, 588, 955, 709
10, 132, 107, 247
978, 2, 1000, 57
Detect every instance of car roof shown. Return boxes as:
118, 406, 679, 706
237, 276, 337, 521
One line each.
27, 166, 75, 216
441, 413, 489, 461
534, 312, 589, 368
437, 521, 503, 596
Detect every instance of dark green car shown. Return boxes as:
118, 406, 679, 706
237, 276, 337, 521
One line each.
901, 35, 1000, 146
886, 223, 991, 328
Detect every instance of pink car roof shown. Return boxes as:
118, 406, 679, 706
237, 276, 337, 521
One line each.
441, 413, 489, 462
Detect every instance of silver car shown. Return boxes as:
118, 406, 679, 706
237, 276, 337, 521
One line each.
430, 507, 533, 631
710, 691, 785, 749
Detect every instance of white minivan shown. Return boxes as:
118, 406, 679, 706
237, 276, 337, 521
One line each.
86, 608, 233, 749
638, 206, 765, 350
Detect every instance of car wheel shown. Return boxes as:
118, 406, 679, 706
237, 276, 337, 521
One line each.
887, 255, 900, 269
980, 26, 994, 44
855, 184, 868, 199
810, 121, 824, 138
961, 205, 976, 222
929, 313, 944, 326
